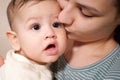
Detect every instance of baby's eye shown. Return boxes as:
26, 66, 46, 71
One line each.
52, 22, 63, 28
32, 24, 40, 30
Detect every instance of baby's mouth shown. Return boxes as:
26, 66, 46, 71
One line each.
45, 44, 56, 50
44, 43, 58, 55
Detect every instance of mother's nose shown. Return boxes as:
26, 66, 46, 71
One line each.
58, 4, 74, 26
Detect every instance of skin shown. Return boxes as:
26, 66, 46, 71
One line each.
6, 0, 67, 65
0, 56, 4, 66
57, 0, 120, 68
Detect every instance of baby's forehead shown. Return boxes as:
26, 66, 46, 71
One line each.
16, 0, 60, 15
9, 0, 60, 16
7, 0, 60, 30
8, 0, 60, 30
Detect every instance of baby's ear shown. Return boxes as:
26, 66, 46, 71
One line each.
6, 31, 20, 51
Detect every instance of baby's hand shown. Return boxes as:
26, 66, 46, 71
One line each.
0, 55, 4, 66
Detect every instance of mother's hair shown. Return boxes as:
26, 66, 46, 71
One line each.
114, 0, 120, 44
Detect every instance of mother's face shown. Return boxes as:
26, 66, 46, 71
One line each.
57, 0, 120, 42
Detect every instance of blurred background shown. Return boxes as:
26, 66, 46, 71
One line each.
0, 0, 12, 58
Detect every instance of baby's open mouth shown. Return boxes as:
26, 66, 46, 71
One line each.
44, 43, 58, 55
45, 44, 56, 50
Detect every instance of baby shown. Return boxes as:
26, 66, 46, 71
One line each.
0, 0, 67, 80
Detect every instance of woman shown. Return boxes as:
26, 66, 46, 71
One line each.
51, 0, 120, 79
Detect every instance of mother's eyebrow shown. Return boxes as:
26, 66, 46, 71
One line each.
76, 3, 103, 15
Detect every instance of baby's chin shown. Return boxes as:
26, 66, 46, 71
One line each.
47, 56, 59, 63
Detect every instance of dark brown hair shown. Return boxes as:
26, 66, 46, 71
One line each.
114, 0, 120, 44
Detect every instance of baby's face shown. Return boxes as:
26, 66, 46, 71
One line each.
12, 0, 67, 64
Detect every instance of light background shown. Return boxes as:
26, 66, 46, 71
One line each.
0, 0, 12, 58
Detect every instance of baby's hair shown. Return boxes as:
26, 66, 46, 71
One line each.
7, 0, 45, 30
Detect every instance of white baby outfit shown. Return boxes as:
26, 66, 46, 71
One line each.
0, 50, 52, 80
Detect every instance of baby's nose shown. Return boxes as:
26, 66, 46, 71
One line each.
45, 28, 57, 39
